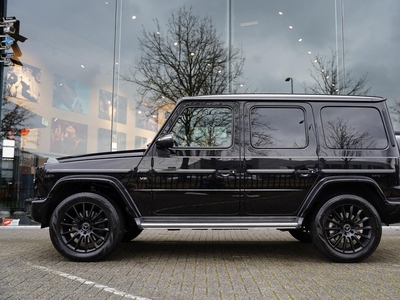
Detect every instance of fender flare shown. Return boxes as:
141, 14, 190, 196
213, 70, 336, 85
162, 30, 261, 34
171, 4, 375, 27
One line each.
298, 175, 389, 221
48, 174, 141, 218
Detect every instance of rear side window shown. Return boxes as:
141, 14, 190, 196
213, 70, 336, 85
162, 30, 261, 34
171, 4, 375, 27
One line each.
250, 107, 307, 148
321, 107, 388, 149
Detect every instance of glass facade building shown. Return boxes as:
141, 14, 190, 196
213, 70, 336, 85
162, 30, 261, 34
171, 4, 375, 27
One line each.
1, 0, 400, 225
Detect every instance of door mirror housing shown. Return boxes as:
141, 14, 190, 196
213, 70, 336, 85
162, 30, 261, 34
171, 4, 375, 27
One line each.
155, 133, 174, 157
156, 133, 174, 149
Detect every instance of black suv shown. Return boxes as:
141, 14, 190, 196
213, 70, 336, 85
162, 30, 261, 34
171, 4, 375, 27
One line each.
25, 94, 400, 262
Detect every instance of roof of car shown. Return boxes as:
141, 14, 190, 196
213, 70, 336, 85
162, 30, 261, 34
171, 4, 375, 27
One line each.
180, 94, 386, 102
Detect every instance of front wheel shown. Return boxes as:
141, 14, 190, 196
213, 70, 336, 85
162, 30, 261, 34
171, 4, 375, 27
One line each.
311, 194, 382, 263
49, 192, 124, 262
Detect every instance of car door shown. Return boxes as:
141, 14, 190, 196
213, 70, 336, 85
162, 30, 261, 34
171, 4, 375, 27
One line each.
148, 100, 242, 216
243, 102, 319, 215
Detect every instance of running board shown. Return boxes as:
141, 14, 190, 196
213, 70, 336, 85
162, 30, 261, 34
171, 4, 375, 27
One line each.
136, 216, 299, 230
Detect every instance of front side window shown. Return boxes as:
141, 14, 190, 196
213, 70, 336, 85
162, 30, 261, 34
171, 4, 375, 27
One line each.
321, 107, 388, 149
171, 107, 232, 148
250, 107, 307, 149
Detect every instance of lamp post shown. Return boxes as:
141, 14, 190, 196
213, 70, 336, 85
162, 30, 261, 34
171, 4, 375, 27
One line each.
285, 77, 293, 94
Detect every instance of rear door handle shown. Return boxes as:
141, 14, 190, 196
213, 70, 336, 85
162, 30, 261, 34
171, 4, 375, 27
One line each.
218, 170, 237, 177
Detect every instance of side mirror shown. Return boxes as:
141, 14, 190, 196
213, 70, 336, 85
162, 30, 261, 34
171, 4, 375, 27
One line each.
155, 133, 174, 149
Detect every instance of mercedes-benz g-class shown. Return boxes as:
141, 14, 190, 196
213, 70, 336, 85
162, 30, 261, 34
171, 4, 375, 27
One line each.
25, 94, 400, 262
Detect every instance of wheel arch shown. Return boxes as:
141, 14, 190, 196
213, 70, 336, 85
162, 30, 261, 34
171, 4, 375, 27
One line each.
298, 176, 390, 228
41, 175, 140, 228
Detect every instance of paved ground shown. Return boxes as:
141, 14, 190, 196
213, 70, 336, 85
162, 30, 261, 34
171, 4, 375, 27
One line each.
1, 227, 400, 300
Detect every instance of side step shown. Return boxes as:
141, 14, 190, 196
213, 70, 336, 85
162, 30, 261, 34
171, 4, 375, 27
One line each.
136, 216, 299, 230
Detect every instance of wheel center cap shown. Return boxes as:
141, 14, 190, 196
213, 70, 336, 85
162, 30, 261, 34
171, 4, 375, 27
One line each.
82, 222, 91, 232
343, 224, 352, 233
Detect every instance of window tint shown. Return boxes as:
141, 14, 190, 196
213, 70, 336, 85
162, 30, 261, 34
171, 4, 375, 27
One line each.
171, 107, 232, 148
250, 107, 307, 148
321, 107, 388, 149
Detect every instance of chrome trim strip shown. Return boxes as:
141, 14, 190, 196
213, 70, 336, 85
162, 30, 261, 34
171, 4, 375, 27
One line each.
153, 189, 240, 192
140, 222, 298, 229
321, 169, 395, 174
148, 189, 301, 192
155, 169, 216, 174
246, 169, 294, 174
244, 189, 303, 192
49, 169, 132, 174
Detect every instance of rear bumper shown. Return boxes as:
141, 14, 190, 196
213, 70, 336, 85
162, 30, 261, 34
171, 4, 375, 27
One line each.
24, 197, 48, 226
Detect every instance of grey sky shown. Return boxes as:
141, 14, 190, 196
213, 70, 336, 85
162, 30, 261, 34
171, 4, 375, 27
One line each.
8, 0, 400, 107
116, 1, 400, 99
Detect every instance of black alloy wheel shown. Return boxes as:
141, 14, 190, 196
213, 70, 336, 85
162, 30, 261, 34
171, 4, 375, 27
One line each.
49, 192, 124, 262
311, 194, 382, 263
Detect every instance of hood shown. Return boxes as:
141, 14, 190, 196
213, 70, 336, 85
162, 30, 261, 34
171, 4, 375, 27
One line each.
43, 149, 146, 174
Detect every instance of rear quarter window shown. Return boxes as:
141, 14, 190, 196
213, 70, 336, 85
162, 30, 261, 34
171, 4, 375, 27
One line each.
321, 107, 388, 149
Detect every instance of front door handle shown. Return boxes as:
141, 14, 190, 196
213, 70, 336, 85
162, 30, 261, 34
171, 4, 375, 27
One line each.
295, 168, 316, 178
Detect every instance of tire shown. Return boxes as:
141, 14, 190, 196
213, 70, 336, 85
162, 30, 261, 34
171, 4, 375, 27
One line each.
49, 192, 124, 262
311, 194, 382, 263
289, 229, 312, 243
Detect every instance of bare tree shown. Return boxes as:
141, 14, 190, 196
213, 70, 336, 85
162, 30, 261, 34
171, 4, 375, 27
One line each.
324, 118, 374, 167
250, 108, 276, 148
390, 100, 400, 127
303, 50, 370, 95
122, 6, 245, 113
1, 83, 35, 140
171, 107, 232, 148
324, 118, 374, 149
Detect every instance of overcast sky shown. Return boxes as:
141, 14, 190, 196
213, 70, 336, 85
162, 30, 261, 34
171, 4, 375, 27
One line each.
9, 0, 400, 104
118, 0, 400, 100
5, 0, 400, 154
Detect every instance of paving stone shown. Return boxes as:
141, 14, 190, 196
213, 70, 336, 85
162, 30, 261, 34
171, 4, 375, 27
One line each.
1, 227, 400, 299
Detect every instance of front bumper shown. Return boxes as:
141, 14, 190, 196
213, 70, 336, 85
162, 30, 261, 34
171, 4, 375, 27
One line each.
24, 197, 48, 226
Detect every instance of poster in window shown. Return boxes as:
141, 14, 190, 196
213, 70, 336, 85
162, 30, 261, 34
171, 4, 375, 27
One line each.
98, 90, 127, 124
98, 128, 126, 152
135, 136, 148, 149
50, 118, 88, 155
53, 74, 90, 115
5, 63, 41, 103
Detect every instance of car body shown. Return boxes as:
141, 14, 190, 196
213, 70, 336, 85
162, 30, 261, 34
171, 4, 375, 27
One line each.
25, 94, 400, 262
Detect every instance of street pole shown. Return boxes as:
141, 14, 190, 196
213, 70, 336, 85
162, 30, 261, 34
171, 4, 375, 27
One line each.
285, 77, 293, 94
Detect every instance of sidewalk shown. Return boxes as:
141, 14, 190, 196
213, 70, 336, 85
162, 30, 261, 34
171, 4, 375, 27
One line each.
1, 227, 400, 299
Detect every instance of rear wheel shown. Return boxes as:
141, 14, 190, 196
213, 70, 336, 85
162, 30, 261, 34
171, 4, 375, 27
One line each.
311, 194, 382, 263
49, 192, 124, 262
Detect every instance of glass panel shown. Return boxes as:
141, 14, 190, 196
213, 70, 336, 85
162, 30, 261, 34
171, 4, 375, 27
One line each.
117, 0, 229, 126
2, 0, 400, 223
4, 1, 117, 155
250, 107, 307, 149
232, 0, 337, 94
171, 107, 232, 148
1, 1, 118, 223
321, 107, 388, 149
